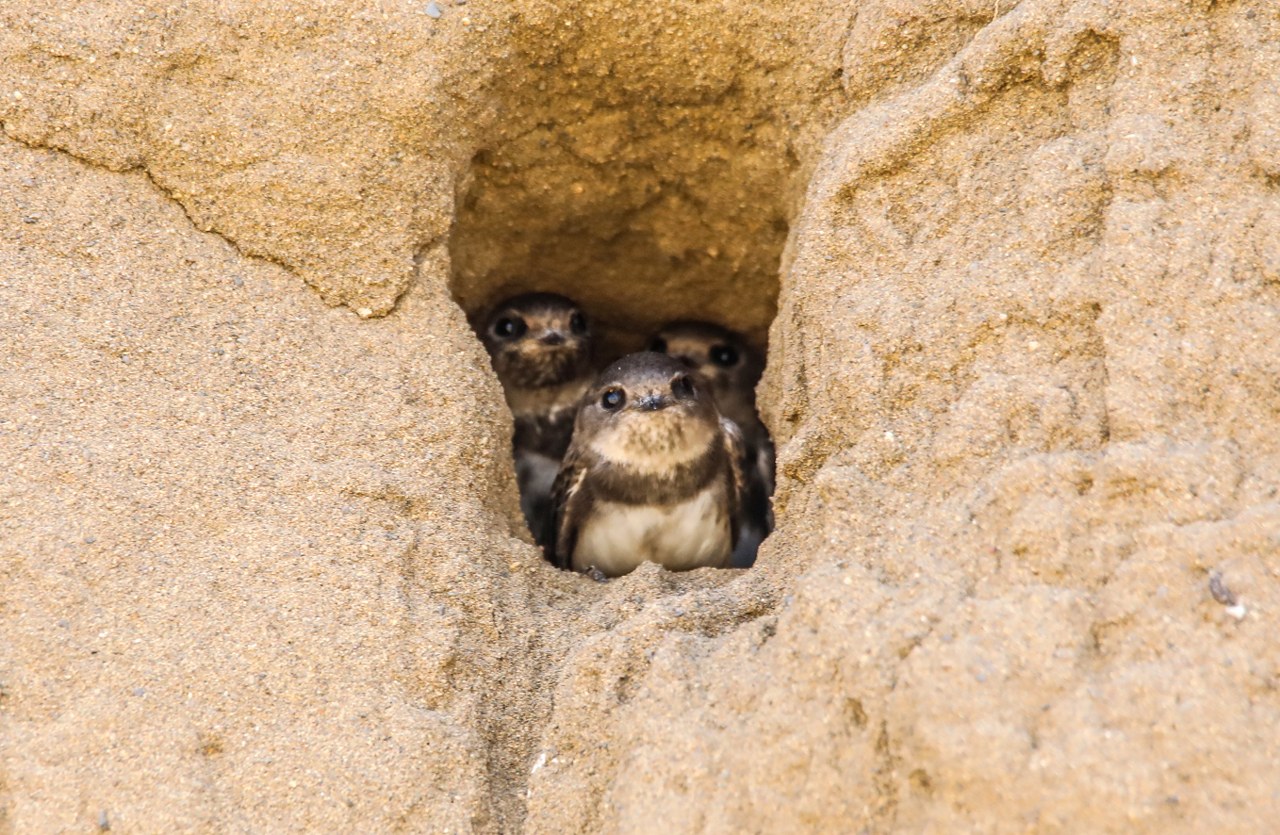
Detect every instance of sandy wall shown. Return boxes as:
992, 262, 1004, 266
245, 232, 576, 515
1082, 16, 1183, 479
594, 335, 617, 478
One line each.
2, 0, 1278, 832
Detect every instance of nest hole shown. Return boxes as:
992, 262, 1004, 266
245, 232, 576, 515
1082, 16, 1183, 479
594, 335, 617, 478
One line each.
446, 12, 809, 565
446, 9, 807, 356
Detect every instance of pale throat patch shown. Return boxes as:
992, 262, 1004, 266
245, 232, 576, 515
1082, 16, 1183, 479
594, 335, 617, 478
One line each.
588, 409, 716, 474
505, 377, 588, 418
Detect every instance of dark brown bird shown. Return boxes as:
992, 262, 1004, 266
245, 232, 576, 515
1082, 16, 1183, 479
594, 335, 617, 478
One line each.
549, 352, 745, 577
480, 293, 594, 546
648, 321, 774, 566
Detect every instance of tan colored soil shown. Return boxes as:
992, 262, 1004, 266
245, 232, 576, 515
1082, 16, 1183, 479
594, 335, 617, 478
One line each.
2, 1, 1278, 832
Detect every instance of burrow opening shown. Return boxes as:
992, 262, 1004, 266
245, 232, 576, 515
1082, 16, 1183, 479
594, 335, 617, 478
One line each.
445, 6, 831, 566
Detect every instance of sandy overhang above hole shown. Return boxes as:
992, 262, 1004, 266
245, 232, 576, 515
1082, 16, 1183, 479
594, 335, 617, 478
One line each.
443, 1, 846, 357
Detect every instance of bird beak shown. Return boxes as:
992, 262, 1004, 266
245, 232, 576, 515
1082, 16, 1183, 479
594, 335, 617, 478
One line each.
674, 355, 698, 369
539, 330, 567, 346
635, 394, 669, 411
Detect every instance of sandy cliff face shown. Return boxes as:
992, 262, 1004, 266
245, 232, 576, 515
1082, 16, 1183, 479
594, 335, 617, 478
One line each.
2, 1, 1277, 832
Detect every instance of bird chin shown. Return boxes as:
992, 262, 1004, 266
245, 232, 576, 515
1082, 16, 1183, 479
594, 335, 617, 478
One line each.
517, 341, 575, 359
591, 410, 713, 473
506, 347, 583, 387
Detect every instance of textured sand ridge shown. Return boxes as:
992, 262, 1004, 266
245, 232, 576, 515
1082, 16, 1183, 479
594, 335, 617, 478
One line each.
2, 0, 1279, 832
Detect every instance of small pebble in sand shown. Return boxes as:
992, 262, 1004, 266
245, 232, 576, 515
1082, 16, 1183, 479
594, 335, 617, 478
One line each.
425, 2, 442, 18
1208, 570, 1236, 606
1209, 571, 1247, 619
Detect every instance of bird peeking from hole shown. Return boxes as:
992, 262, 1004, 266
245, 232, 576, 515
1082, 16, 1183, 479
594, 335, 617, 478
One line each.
480, 293, 594, 548
549, 353, 746, 577
648, 321, 774, 567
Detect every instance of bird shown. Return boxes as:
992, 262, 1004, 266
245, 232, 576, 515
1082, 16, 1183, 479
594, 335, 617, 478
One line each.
548, 352, 746, 577
648, 321, 774, 566
479, 292, 595, 547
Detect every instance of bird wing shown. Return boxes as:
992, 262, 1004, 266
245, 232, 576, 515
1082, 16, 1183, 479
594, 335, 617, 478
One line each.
548, 444, 591, 570
719, 416, 747, 549
748, 434, 776, 534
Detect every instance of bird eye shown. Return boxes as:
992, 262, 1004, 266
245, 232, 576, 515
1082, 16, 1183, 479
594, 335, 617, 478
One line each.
710, 344, 739, 367
601, 388, 626, 410
569, 311, 588, 335
672, 375, 695, 400
649, 337, 668, 354
493, 316, 527, 339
